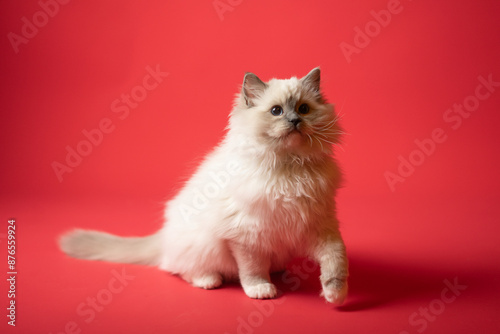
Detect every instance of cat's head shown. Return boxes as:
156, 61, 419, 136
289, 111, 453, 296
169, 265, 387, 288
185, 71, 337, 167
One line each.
229, 67, 342, 158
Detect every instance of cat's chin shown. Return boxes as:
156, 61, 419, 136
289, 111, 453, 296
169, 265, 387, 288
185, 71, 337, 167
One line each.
284, 130, 303, 147
276, 129, 312, 154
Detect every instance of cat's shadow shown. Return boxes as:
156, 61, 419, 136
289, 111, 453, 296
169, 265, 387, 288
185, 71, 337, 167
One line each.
271, 253, 479, 311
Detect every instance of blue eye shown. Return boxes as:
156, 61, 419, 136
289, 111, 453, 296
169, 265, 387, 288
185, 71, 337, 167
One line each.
298, 103, 310, 114
270, 105, 283, 116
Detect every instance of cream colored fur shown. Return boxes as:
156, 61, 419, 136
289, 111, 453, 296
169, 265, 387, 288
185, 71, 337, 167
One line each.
60, 68, 349, 304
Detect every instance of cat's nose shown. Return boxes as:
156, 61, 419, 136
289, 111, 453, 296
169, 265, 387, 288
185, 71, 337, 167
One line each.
289, 118, 301, 127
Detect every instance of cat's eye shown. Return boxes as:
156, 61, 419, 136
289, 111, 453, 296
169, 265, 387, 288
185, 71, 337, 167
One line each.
270, 105, 283, 116
298, 103, 310, 115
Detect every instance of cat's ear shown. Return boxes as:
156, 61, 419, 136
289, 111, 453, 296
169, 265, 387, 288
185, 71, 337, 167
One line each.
242, 73, 267, 107
301, 67, 321, 93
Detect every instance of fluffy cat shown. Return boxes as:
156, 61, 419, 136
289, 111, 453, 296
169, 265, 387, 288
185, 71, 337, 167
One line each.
60, 67, 349, 304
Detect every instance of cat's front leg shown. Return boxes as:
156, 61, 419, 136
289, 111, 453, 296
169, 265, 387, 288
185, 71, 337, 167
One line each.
230, 243, 277, 299
312, 231, 349, 305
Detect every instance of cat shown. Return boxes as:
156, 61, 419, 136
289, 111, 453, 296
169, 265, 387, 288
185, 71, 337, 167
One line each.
59, 67, 349, 304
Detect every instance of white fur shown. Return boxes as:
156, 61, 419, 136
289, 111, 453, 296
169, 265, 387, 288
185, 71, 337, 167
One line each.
60, 68, 349, 304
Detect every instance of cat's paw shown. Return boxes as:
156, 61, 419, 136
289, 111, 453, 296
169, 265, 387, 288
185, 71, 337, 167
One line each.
321, 277, 348, 305
192, 274, 223, 290
244, 283, 278, 299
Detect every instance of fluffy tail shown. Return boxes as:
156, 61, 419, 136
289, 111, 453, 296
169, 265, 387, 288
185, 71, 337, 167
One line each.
59, 229, 162, 266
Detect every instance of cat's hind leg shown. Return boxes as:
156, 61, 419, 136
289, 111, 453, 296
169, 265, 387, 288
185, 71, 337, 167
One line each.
191, 273, 223, 290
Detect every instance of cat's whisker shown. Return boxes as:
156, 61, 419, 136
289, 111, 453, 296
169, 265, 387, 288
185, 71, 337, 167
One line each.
313, 124, 343, 135
318, 130, 347, 136
315, 132, 330, 140
316, 120, 336, 129
318, 137, 337, 145
311, 119, 337, 131
306, 133, 313, 148
313, 135, 324, 152
336, 97, 348, 120
315, 130, 344, 139
334, 112, 344, 121
317, 136, 345, 152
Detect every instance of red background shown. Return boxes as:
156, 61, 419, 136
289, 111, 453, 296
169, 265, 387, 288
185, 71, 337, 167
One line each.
1, 0, 500, 333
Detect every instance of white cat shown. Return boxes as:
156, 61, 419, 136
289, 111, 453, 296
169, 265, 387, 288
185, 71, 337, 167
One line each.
60, 67, 349, 304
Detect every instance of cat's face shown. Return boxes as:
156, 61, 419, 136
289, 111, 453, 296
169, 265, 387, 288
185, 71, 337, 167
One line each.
230, 68, 342, 157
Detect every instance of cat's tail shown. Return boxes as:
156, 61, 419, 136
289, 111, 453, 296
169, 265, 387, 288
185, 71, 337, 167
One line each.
59, 229, 162, 266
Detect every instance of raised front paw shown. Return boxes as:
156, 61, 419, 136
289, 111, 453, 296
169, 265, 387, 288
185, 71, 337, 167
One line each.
243, 283, 278, 299
321, 277, 348, 305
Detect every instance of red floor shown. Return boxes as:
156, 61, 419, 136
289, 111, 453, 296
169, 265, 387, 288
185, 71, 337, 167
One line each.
1, 0, 500, 333
1, 192, 499, 334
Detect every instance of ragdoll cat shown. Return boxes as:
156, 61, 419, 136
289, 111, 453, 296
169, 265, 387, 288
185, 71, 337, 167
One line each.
60, 67, 349, 304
